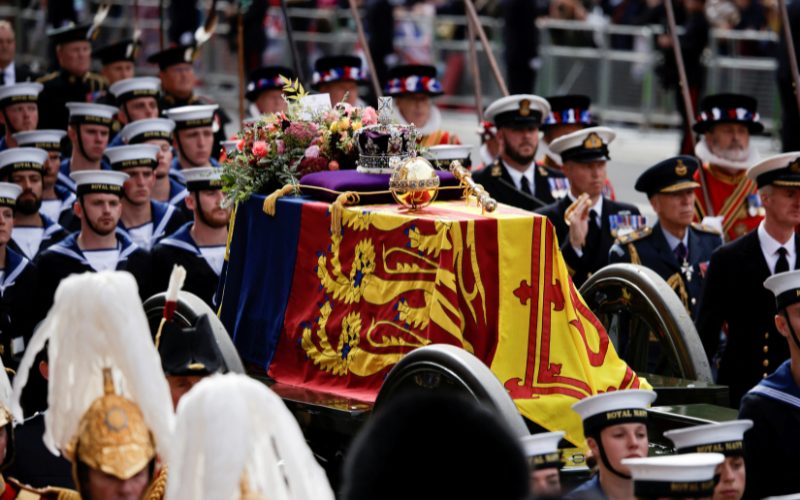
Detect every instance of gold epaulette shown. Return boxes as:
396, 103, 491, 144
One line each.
537, 165, 549, 177
143, 466, 168, 500
7, 477, 80, 500
691, 222, 721, 235
84, 72, 108, 85
615, 226, 652, 244
36, 71, 59, 84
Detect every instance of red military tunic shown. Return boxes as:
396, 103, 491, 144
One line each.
418, 130, 460, 147
693, 163, 763, 241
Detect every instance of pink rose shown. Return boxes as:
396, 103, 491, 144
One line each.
252, 140, 269, 158
236, 139, 245, 152
361, 107, 378, 126
275, 140, 286, 155
304, 145, 320, 158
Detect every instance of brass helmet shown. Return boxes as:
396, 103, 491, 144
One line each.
67, 368, 155, 483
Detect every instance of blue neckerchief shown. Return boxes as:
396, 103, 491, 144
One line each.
0, 137, 7, 154
40, 213, 65, 240
0, 247, 30, 296
47, 229, 139, 269
747, 360, 800, 409
169, 157, 220, 184
168, 177, 188, 206
53, 184, 77, 214
159, 221, 201, 256
117, 200, 177, 245
107, 133, 124, 148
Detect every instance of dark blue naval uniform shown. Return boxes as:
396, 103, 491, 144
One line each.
564, 474, 607, 499
9, 213, 70, 261
56, 157, 112, 192
166, 176, 189, 206
609, 222, 722, 319
116, 200, 187, 251
0, 247, 38, 368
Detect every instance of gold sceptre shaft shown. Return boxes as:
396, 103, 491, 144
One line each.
449, 160, 497, 213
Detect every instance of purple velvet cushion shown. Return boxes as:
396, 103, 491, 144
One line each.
299, 170, 461, 203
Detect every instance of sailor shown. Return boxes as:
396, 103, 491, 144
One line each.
11, 271, 173, 499
36, 23, 107, 131
147, 44, 229, 159
609, 156, 722, 319
92, 38, 140, 87
0, 148, 68, 260
696, 152, 800, 408
520, 431, 565, 497
311, 55, 369, 106
663, 420, 752, 500
118, 118, 186, 208
566, 389, 656, 500
34, 171, 152, 321
473, 94, 566, 211
164, 104, 220, 184
385, 64, 459, 147
0, 83, 40, 152
106, 76, 161, 147
151, 167, 231, 307
621, 453, 725, 499
245, 65, 295, 117
57, 102, 117, 194
692, 93, 764, 240
168, 373, 335, 499
105, 144, 185, 250
0, 183, 37, 369
536, 127, 641, 287
12, 129, 74, 227
538, 94, 616, 200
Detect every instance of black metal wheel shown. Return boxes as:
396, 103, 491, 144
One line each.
374, 344, 529, 437
143, 291, 246, 374
580, 263, 712, 382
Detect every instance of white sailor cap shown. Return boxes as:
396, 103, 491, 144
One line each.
549, 126, 615, 163
221, 140, 239, 156
70, 170, 129, 197
104, 145, 160, 171
424, 144, 473, 168
66, 102, 118, 126
0, 82, 43, 108
0, 182, 22, 208
164, 105, 219, 130
664, 420, 752, 456
183, 166, 222, 191
764, 269, 800, 310
12, 129, 66, 152
622, 453, 725, 499
520, 431, 564, 469
571, 389, 656, 436
746, 152, 800, 188
109, 76, 161, 103
119, 118, 175, 145
0, 147, 48, 176
485, 95, 550, 128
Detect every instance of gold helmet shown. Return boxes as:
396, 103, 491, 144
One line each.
67, 368, 156, 482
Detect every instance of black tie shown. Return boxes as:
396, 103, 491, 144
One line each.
520, 176, 532, 195
584, 209, 601, 254
776, 247, 790, 274
0, 72, 5, 86
674, 242, 688, 262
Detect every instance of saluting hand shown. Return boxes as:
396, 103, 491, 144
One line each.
566, 194, 592, 250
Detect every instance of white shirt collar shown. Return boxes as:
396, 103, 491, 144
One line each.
2, 63, 13, 85
758, 220, 796, 274
502, 160, 535, 192
661, 226, 689, 253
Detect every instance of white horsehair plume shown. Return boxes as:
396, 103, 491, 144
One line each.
166, 374, 335, 500
10, 271, 174, 461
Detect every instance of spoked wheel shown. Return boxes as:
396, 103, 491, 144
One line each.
374, 344, 529, 437
143, 291, 246, 374
580, 263, 712, 382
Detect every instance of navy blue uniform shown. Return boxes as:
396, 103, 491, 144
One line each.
117, 200, 187, 251
0, 248, 37, 368
472, 160, 566, 212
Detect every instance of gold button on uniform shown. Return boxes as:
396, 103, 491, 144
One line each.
765, 332, 769, 339
763, 359, 769, 367
763, 373, 769, 378
763, 346, 769, 353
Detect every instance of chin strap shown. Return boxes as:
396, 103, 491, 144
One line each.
175, 133, 205, 168
1, 110, 16, 136
79, 197, 112, 237
593, 433, 632, 480
782, 310, 800, 351
74, 124, 96, 164
194, 191, 212, 227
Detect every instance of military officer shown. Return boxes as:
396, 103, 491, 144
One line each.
692, 93, 764, 241
521, 431, 564, 497
385, 65, 460, 147
118, 118, 186, 207
0, 148, 68, 261
245, 66, 295, 117
0, 83, 40, 152
37, 24, 107, 131
57, 102, 116, 194
12, 130, 74, 227
473, 94, 566, 211
147, 44, 229, 160
696, 152, 800, 408
106, 76, 161, 147
164, 104, 219, 184
536, 127, 641, 287
0, 183, 37, 369
311, 55, 369, 107
743, 269, 800, 498
92, 38, 139, 87
151, 167, 231, 307
34, 171, 152, 322
105, 145, 185, 250
610, 156, 722, 319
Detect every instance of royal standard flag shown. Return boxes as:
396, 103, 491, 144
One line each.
221, 196, 650, 446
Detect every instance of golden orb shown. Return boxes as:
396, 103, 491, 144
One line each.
389, 156, 440, 210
